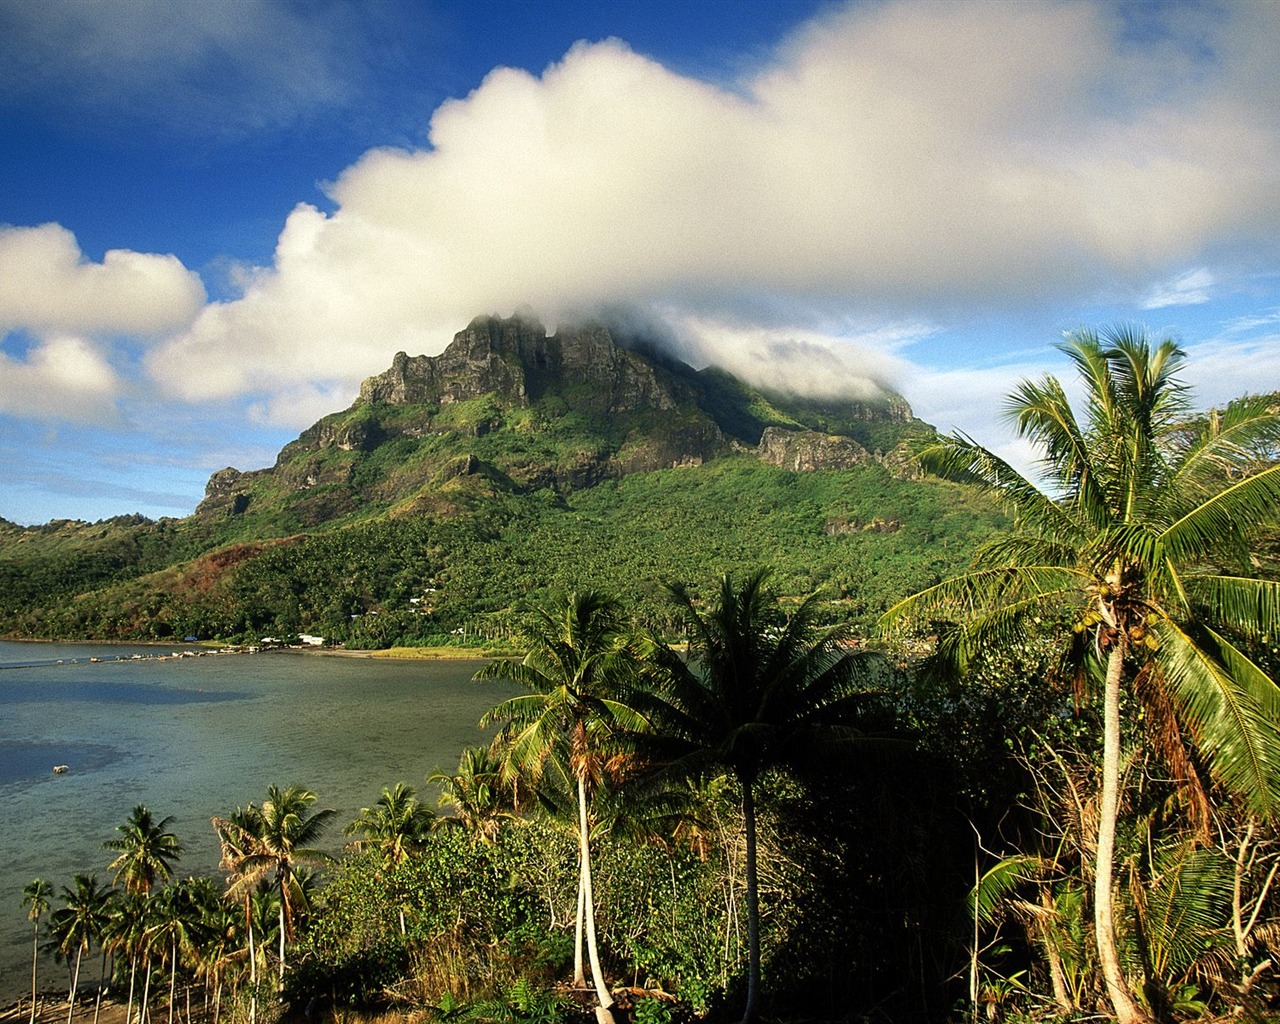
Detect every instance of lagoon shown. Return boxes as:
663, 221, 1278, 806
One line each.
0, 641, 508, 1003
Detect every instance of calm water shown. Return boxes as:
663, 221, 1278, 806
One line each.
0, 641, 509, 1002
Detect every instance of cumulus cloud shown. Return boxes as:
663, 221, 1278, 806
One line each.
0, 334, 122, 422
0, 223, 205, 337
144, 0, 1280, 405
246, 381, 365, 431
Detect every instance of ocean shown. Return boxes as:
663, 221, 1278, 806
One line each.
0, 641, 509, 1003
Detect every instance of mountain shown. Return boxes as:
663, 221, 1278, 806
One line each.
194, 314, 919, 528
0, 314, 1005, 645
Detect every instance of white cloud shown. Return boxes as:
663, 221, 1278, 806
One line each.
0, 223, 205, 337
246, 382, 362, 430
1222, 309, 1280, 334
143, 0, 1280, 406
1182, 335, 1280, 406
0, 335, 122, 422
1142, 268, 1215, 310
672, 316, 923, 402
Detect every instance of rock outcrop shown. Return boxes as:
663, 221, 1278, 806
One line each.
756, 427, 872, 472
359, 314, 684, 417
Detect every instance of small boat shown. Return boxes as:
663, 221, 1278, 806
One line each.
52, 765, 69, 774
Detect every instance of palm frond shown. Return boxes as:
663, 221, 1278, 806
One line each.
1153, 620, 1280, 818
1160, 464, 1280, 565
880, 565, 1086, 634
969, 853, 1049, 926
1184, 575, 1280, 639
1171, 393, 1280, 492
1139, 843, 1233, 984
916, 432, 1082, 540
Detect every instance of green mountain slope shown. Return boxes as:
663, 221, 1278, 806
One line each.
0, 314, 1002, 644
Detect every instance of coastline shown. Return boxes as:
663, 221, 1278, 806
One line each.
0, 638, 512, 661
0, 994, 128, 1024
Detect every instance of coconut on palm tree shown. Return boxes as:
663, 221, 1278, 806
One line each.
104, 806, 183, 896
880, 327, 1280, 1024
23, 878, 53, 1024
476, 590, 645, 1024
629, 569, 879, 1024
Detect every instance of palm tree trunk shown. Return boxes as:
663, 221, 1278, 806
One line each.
30, 920, 40, 1024
125, 951, 137, 1024
245, 910, 256, 1024
573, 871, 586, 988
741, 778, 761, 1024
94, 951, 107, 1024
66, 947, 83, 1024
1095, 641, 1149, 1024
140, 956, 152, 1024
167, 936, 177, 1024
576, 774, 615, 1021
277, 891, 286, 989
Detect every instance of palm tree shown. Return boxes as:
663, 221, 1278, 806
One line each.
629, 569, 878, 1024
343, 782, 435, 937
23, 878, 53, 1024
147, 881, 204, 1024
104, 806, 183, 896
476, 590, 644, 1024
211, 806, 264, 1017
343, 782, 435, 867
192, 896, 239, 1024
880, 327, 1280, 1024
216, 787, 334, 987
88, 888, 122, 1024
48, 875, 112, 1024
100, 889, 152, 1024
429, 745, 522, 843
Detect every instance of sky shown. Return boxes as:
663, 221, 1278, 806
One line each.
2, 0, 1280, 526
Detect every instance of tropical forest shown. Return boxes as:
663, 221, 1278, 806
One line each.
7, 322, 1280, 1024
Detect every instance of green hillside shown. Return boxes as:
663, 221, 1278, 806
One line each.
0, 315, 1003, 645
0, 458, 1004, 645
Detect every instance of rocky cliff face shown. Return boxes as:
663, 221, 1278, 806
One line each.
756, 427, 872, 472
359, 314, 685, 417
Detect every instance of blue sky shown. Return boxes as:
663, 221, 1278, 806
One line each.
2, 0, 1279, 525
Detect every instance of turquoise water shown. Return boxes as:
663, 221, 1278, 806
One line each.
0, 641, 510, 1001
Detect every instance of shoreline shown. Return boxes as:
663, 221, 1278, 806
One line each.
0, 994, 128, 1024
0, 638, 511, 662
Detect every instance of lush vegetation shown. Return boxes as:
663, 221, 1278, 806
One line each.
11, 329, 1280, 1024
0, 458, 1003, 646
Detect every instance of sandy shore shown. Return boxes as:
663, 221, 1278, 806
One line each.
0, 996, 128, 1024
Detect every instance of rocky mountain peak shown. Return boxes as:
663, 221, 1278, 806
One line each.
357, 313, 680, 417
197, 313, 928, 522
